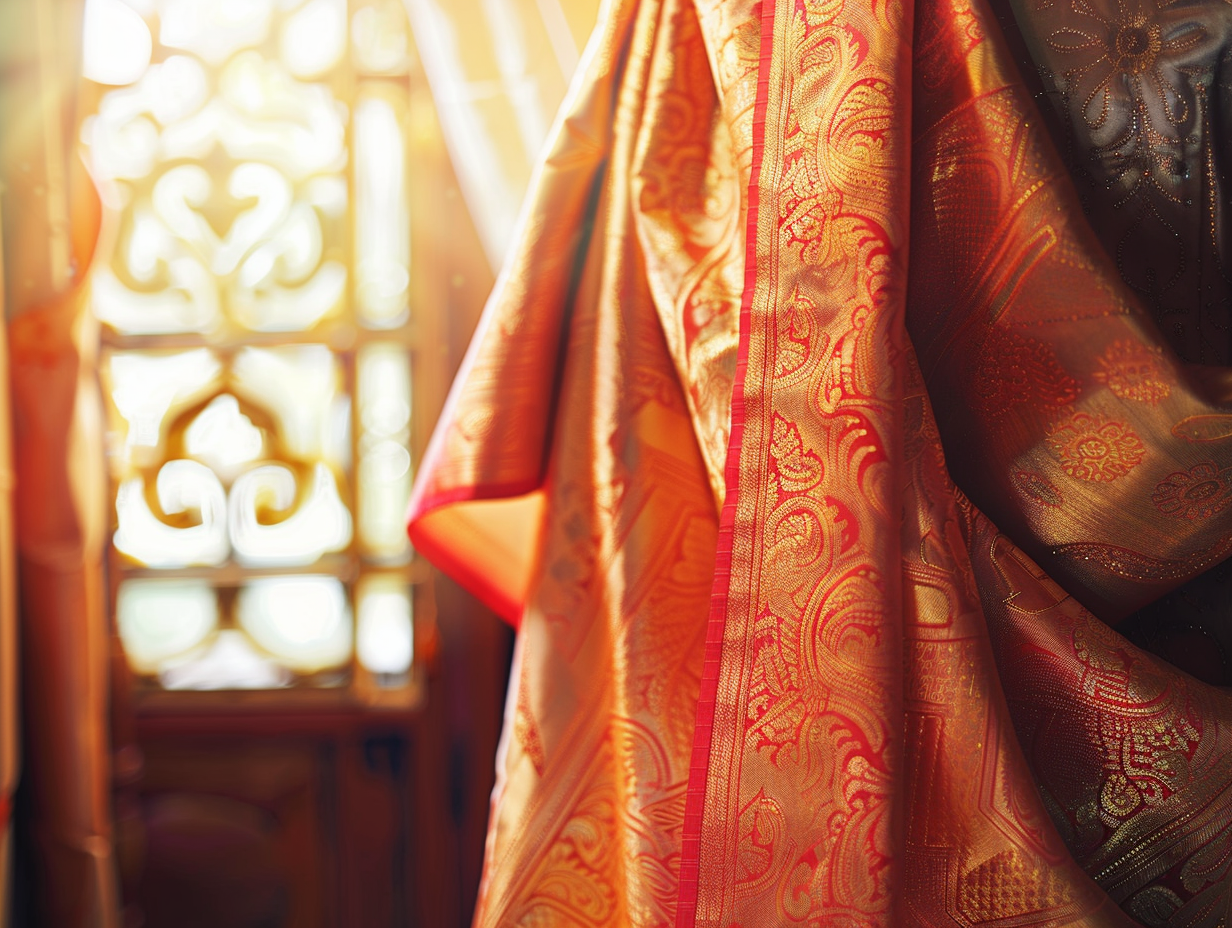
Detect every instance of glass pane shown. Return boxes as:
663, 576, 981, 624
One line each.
356, 574, 413, 678
354, 89, 410, 328
357, 343, 412, 558
351, 0, 411, 75
185, 394, 265, 477
229, 463, 352, 566
106, 349, 222, 469
83, 0, 154, 86
237, 576, 353, 673
160, 629, 293, 691
281, 0, 347, 79
83, 4, 350, 337
158, 0, 276, 65
231, 346, 347, 465
117, 579, 218, 674
115, 461, 230, 567
110, 346, 353, 571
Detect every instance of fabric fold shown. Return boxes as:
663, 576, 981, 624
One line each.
1, 0, 120, 922
405, 0, 621, 624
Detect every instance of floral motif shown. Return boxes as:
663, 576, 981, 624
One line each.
1152, 462, 1232, 519
1093, 339, 1171, 404
1045, 0, 1206, 143
1017, 0, 1232, 365
1070, 617, 1202, 813
1047, 412, 1145, 481
777, 28, 896, 269
747, 608, 807, 763
735, 790, 785, 888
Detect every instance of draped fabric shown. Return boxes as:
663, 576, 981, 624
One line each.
0, 1, 118, 924
0, 202, 18, 925
410, 5, 748, 922
408, 0, 1232, 926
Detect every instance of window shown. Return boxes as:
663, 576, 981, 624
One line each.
82, 0, 426, 706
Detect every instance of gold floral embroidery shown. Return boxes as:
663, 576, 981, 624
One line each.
1045, 0, 1203, 138
1093, 339, 1171, 404
973, 327, 1081, 416
1014, 0, 1232, 365
1047, 411, 1146, 481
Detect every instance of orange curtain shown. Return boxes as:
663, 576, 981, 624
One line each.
410, 0, 1232, 924
0, 0, 117, 925
0, 201, 18, 926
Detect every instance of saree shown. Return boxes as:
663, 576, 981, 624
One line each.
407, 0, 1232, 924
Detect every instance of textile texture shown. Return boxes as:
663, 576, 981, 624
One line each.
407, 0, 1232, 924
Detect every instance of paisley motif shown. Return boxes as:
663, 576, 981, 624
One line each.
1013, 469, 1066, 508
972, 325, 1082, 416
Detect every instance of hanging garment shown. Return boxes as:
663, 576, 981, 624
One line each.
408, 0, 1232, 924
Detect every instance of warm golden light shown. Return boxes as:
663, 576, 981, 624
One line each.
86, 0, 418, 695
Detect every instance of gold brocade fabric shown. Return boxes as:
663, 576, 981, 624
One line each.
993, 0, 1232, 684
409, 0, 1232, 924
412, 0, 755, 922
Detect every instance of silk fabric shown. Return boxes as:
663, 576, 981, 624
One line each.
407, 0, 1232, 923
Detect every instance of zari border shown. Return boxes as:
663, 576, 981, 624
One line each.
675, 0, 777, 923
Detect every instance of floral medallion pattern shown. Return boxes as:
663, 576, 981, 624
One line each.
1044, 0, 1207, 141
1093, 339, 1171, 404
1047, 411, 1146, 481
1152, 461, 1232, 519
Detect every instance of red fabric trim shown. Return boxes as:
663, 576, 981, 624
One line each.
406, 479, 543, 628
675, 2, 776, 923
408, 520, 525, 627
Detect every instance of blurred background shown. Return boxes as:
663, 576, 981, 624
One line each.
0, 0, 599, 924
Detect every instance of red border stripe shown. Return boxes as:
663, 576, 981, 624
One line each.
674, 1, 777, 923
